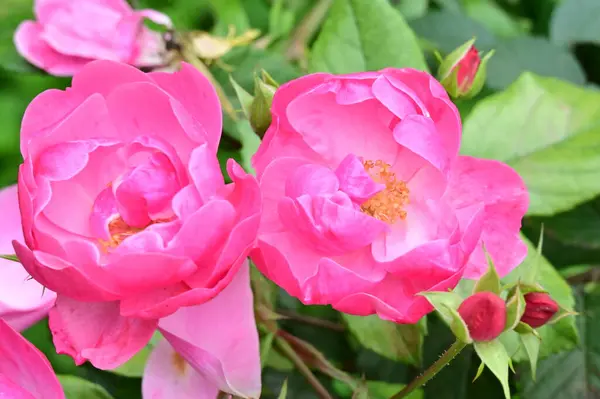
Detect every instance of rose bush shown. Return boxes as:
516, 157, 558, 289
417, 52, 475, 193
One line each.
251, 69, 529, 323
0, 185, 55, 331
14, 0, 171, 75
14, 60, 262, 370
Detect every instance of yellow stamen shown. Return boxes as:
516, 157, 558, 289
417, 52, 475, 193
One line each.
99, 217, 170, 252
361, 160, 409, 223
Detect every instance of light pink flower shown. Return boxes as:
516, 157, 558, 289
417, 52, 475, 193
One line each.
143, 262, 261, 399
251, 69, 528, 324
0, 318, 65, 398
0, 185, 55, 331
14, 0, 171, 76
15, 60, 262, 369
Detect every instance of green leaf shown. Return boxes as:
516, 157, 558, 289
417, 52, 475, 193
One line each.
504, 235, 579, 358
461, 73, 600, 216
550, 0, 600, 47
309, 0, 427, 73
473, 251, 502, 295
395, 0, 429, 21
333, 379, 423, 399
58, 375, 114, 399
269, 0, 296, 40
421, 292, 472, 343
473, 340, 511, 399
486, 37, 585, 90
410, 11, 496, 54
206, 0, 250, 35
519, 285, 600, 397
229, 76, 253, 119
342, 314, 423, 365
277, 379, 288, 399
505, 285, 526, 331
260, 332, 276, 369
520, 332, 541, 380
463, 1, 528, 38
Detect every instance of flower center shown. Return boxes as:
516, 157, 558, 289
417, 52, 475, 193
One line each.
360, 160, 409, 223
99, 217, 168, 251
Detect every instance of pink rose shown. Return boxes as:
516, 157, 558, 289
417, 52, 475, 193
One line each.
458, 292, 506, 342
0, 185, 55, 331
251, 69, 528, 324
15, 60, 262, 369
0, 318, 65, 398
14, 0, 172, 76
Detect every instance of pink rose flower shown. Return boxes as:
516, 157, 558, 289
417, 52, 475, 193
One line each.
14, 0, 172, 76
143, 262, 261, 399
15, 60, 262, 369
0, 318, 65, 398
251, 69, 528, 324
0, 185, 55, 331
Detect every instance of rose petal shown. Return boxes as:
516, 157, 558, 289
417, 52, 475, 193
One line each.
159, 262, 261, 398
0, 319, 65, 398
49, 296, 157, 369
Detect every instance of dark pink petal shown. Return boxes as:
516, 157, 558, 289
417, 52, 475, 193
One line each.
49, 296, 157, 369
0, 319, 65, 398
445, 156, 528, 278
150, 63, 223, 151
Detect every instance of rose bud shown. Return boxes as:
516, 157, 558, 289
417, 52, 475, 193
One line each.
458, 292, 506, 342
437, 39, 493, 99
521, 292, 559, 328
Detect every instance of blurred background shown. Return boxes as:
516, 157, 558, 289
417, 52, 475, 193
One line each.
1, 0, 600, 398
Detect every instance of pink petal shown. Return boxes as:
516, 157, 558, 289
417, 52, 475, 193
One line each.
445, 156, 529, 278
0, 186, 56, 331
142, 340, 218, 399
371, 199, 459, 263
187, 144, 225, 203
13, 21, 91, 77
71, 59, 152, 97
335, 154, 385, 203
382, 69, 461, 159
287, 92, 398, 168
252, 74, 330, 175
49, 296, 157, 369
285, 164, 339, 198
159, 262, 261, 398
105, 82, 207, 164
0, 319, 65, 399
150, 63, 223, 152
13, 241, 116, 302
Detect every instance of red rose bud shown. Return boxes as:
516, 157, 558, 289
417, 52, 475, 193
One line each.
521, 292, 559, 328
455, 46, 481, 92
458, 292, 506, 342
437, 39, 493, 99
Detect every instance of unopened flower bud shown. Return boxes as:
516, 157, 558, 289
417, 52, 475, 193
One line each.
520, 292, 559, 328
437, 39, 493, 99
458, 292, 506, 342
249, 74, 277, 137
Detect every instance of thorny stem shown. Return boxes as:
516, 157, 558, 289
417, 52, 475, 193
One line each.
390, 340, 467, 399
274, 335, 334, 399
285, 0, 333, 69
277, 309, 346, 332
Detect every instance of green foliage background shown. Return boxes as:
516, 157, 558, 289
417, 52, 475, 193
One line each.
2, 0, 600, 397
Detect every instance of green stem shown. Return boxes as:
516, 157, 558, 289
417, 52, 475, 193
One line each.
390, 340, 467, 399
285, 0, 333, 68
274, 335, 333, 399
